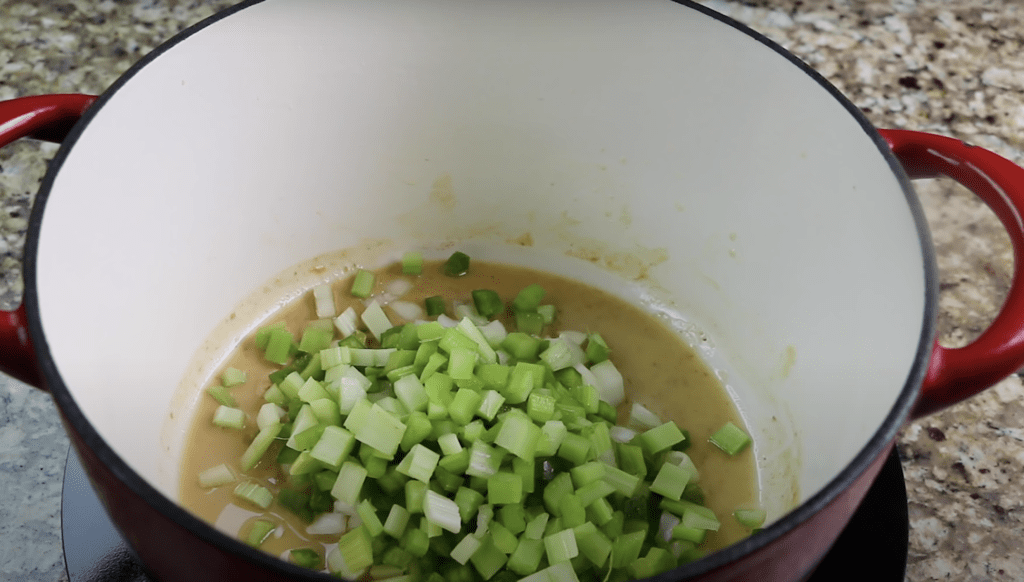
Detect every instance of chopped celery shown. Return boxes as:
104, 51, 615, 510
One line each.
402, 251, 424, 275
246, 519, 276, 547
213, 259, 750, 581
206, 385, 237, 407
234, 482, 273, 509
734, 507, 767, 529
198, 463, 235, 488
212, 405, 245, 430
221, 367, 247, 387
709, 421, 752, 456
350, 269, 375, 298
444, 251, 470, 277
472, 289, 503, 318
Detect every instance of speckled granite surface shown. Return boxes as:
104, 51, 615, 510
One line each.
1, 1, 1022, 581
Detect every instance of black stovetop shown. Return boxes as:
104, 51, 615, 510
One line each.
62, 448, 908, 582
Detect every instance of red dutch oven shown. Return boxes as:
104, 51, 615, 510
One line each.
3, 1, 1024, 581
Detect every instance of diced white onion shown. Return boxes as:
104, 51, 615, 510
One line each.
306, 512, 347, 535
659, 512, 680, 542
333, 500, 358, 515
256, 403, 287, 431
390, 300, 424, 322
558, 330, 588, 346
386, 278, 414, 298
610, 425, 638, 444
627, 402, 662, 432
589, 360, 625, 406
437, 314, 459, 328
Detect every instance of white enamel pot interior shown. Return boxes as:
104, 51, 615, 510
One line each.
28, 0, 929, 580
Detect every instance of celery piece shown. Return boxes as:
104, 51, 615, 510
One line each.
709, 421, 752, 456
527, 392, 556, 423
381, 547, 413, 570
557, 432, 591, 466
501, 332, 541, 361
671, 523, 707, 544
221, 367, 247, 387
402, 526, 430, 557
515, 311, 545, 336
454, 486, 486, 524
472, 289, 503, 319
337, 526, 375, 574
397, 444, 440, 483
420, 351, 449, 383
424, 490, 462, 534
630, 547, 676, 580
498, 504, 527, 536
609, 530, 645, 568
350, 269, 375, 298
424, 296, 447, 317
394, 374, 429, 413
213, 405, 245, 430
254, 321, 286, 349
572, 522, 612, 569
456, 317, 498, 364
197, 463, 235, 488
279, 371, 305, 401
286, 404, 319, 451
559, 494, 586, 529
543, 473, 574, 516
470, 534, 509, 580
447, 346, 478, 380
331, 461, 368, 506
309, 425, 356, 470
584, 333, 610, 364
587, 498, 615, 527
466, 439, 504, 478
512, 284, 545, 313
402, 251, 424, 275
494, 410, 541, 461
233, 481, 273, 509
544, 528, 579, 564
571, 384, 600, 415
310, 398, 341, 428
524, 512, 549, 540
650, 462, 692, 501
256, 403, 286, 431
539, 339, 580, 372
299, 324, 334, 354
444, 251, 470, 277
289, 548, 322, 570
289, 450, 325, 476
404, 480, 427, 515
682, 482, 705, 505
638, 421, 686, 456
615, 443, 647, 480
450, 532, 482, 565
206, 385, 238, 407
536, 305, 555, 325
449, 388, 484, 426
507, 537, 545, 576
488, 520, 519, 555
575, 480, 615, 509
385, 504, 412, 539
438, 433, 463, 456
240, 423, 283, 472
512, 457, 535, 495
475, 390, 504, 422
361, 300, 393, 341
264, 328, 295, 365
681, 505, 721, 532
297, 377, 330, 403
333, 306, 359, 338
601, 465, 641, 497
734, 507, 767, 529
246, 519, 276, 547
347, 402, 407, 459
357, 498, 385, 536
487, 471, 524, 506
569, 462, 605, 488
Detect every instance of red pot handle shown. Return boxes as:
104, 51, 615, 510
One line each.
0, 94, 96, 388
879, 128, 1024, 418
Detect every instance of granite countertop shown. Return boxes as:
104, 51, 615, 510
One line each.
1, 1, 1022, 581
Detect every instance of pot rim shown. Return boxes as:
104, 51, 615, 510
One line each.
24, 1, 936, 580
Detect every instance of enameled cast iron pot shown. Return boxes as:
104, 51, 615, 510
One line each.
3, 1, 1024, 580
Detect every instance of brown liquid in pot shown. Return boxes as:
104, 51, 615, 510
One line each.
178, 260, 758, 569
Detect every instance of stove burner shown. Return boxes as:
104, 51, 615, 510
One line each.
61, 448, 908, 581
